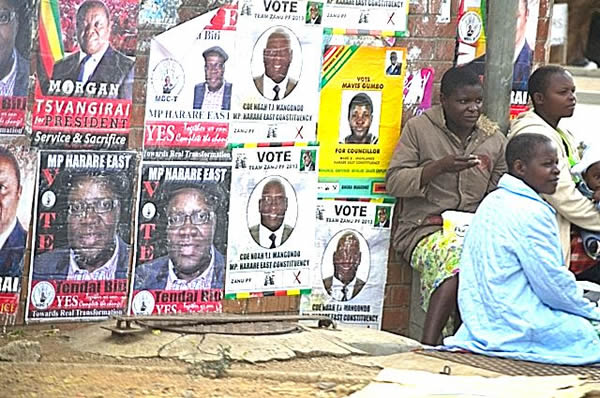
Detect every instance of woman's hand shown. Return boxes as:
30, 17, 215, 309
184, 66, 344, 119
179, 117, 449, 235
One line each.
421, 155, 481, 185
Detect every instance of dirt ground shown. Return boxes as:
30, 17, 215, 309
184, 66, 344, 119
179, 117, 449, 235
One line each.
2, 324, 379, 398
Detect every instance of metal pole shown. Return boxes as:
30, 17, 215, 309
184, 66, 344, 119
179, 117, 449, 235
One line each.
484, 0, 519, 134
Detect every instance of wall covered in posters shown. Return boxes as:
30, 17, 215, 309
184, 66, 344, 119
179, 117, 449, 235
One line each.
0, 0, 554, 331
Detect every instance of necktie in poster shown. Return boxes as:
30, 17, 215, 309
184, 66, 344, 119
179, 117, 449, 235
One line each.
131, 156, 231, 315
300, 199, 393, 328
0, 140, 36, 325
26, 150, 138, 322
455, 0, 539, 117
143, 5, 237, 160
32, 0, 140, 149
317, 41, 405, 197
226, 145, 318, 298
0, 1, 32, 135
321, 0, 408, 36
230, 0, 322, 143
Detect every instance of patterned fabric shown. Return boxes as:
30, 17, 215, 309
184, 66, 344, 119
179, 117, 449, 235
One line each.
410, 229, 462, 312
67, 244, 119, 281
165, 256, 214, 290
570, 228, 597, 275
201, 83, 225, 111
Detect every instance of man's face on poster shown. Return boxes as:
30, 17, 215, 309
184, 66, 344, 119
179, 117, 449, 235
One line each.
204, 54, 225, 92
348, 103, 373, 140
310, 3, 319, 19
378, 208, 387, 224
333, 233, 361, 285
67, 177, 120, 266
0, 0, 18, 73
259, 181, 288, 232
515, 0, 528, 46
0, 155, 21, 236
303, 151, 313, 167
166, 188, 216, 277
389, 52, 397, 65
77, 4, 111, 56
263, 32, 293, 84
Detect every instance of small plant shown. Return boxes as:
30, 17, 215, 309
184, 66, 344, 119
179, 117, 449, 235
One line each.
189, 344, 232, 379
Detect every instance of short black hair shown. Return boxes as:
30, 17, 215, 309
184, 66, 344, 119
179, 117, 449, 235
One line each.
0, 147, 21, 186
528, 65, 568, 106
506, 133, 553, 173
348, 93, 373, 117
59, 170, 129, 201
77, 0, 110, 24
441, 66, 482, 96
160, 183, 223, 215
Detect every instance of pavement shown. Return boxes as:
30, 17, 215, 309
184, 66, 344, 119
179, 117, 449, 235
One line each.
61, 320, 600, 397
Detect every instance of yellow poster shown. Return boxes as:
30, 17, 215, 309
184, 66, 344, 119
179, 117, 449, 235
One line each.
317, 45, 405, 182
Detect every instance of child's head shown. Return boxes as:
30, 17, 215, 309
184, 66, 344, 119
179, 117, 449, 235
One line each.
573, 146, 600, 191
506, 133, 560, 194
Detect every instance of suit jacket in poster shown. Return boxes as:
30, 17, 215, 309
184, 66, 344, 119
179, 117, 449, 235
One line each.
192, 82, 232, 110
253, 75, 298, 100
14, 51, 30, 97
32, 236, 131, 281
51, 46, 134, 99
134, 247, 225, 290
0, 220, 27, 277
249, 224, 294, 248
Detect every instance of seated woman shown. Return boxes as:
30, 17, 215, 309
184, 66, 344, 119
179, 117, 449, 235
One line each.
509, 65, 600, 277
445, 133, 600, 365
386, 66, 507, 345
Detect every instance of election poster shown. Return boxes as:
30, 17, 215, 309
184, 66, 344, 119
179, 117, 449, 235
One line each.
317, 43, 405, 197
455, 0, 539, 117
0, 140, 36, 325
130, 155, 231, 315
26, 150, 138, 322
226, 145, 318, 298
321, 0, 408, 36
31, 0, 140, 149
229, 0, 322, 143
143, 4, 237, 160
300, 199, 393, 329
0, 1, 33, 135
138, 0, 182, 27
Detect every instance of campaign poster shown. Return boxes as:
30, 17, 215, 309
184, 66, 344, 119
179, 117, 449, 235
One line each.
0, 141, 36, 325
143, 5, 237, 160
321, 0, 408, 36
31, 0, 140, 149
403, 67, 434, 117
26, 150, 138, 322
300, 199, 393, 329
229, 0, 322, 143
130, 156, 231, 315
226, 145, 318, 298
455, 0, 539, 117
0, 1, 33, 135
317, 44, 405, 196
138, 0, 181, 27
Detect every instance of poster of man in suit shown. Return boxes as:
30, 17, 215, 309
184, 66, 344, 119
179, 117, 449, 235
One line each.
32, 0, 140, 150
300, 199, 393, 329
131, 159, 230, 315
27, 150, 137, 322
226, 146, 318, 298
0, 140, 36, 324
143, 5, 236, 159
229, 0, 322, 143
0, 0, 33, 135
